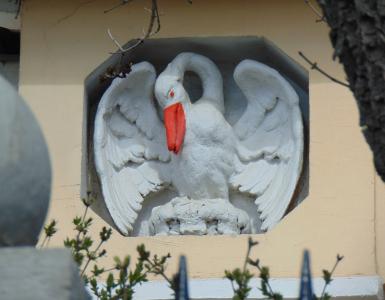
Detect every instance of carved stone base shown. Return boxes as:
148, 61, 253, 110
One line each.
149, 197, 251, 236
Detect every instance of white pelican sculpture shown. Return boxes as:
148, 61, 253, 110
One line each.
94, 52, 304, 236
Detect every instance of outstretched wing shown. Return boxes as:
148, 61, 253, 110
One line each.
230, 60, 304, 231
94, 62, 171, 236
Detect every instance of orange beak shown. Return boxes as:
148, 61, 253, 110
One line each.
163, 102, 186, 154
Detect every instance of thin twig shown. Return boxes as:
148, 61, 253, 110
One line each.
255, 264, 276, 297
320, 255, 344, 299
14, 0, 22, 19
144, 258, 173, 287
107, 29, 126, 52
101, 267, 117, 274
103, 0, 161, 80
229, 280, 236, 294
75, 205, 89, 243
304, 0, 325, 23
81, 239, 104, 277
39, 236, 49, 248
81, 205, 89, 223
246, 239, 275, 298
56, 0, 98, 24
243, 241, 252, 273
150, 266, 173, 287
298, 51, 350, 88
104, 0, 133, 14
107, 0, 161, 54
246, 238, 276, 299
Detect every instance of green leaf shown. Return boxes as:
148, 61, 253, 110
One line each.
87, 251, 97, 260
259, 266, 270, 281
92, 265, 105, 277
82, 274, 89, 284
322, 293, 331, 300
273, 293, 283, 300
63, 238, 74, 248
122, 255, 130, 268
73, 252, 84, 266
98, 249, 107, 258
106, 273, 114, 289
83, 217, 93, 229
82, 196, 94, 207
224, 270, 234, 281
260, 280, 270, 296
100, 227, 113, 242
89, 278, 99, 296
129, 261, 145, 285
247, 258, 260, 268
119, 268, 128, 283
90, 278, 98, 288
114, 256, 122, 269
322, 269, 332, 284
225, 268, 252, 300
73, 216, 82, 226
137, 244, 150, 261
44, 219, 58, 237
82, 237, 93, 249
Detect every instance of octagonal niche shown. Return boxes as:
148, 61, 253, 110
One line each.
82, 36, 309, 236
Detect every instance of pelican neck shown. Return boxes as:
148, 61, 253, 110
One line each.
167, 53, 224, 114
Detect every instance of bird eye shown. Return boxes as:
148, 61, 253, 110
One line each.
169, 89, 175, 98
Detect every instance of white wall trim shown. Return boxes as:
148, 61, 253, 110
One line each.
126, 276, 382, 300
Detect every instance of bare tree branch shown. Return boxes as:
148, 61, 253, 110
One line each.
298, 51, 350, 88
107, 29, 126, 52
56, 0, 98, 24
107, 0, 160, 54
100, 0, 161, 81
304, 0, 326, 23
14, 0, 21, 19
104, 0, 133, 14
102, 0, 191, 81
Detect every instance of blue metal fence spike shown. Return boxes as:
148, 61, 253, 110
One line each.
299, 250, 314, 300
175, 255, 189, 300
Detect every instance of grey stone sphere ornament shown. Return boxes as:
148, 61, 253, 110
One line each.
0, 75, 51, 246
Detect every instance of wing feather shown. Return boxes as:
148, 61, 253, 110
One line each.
94, 62, 170, 236
230, 60, 304, 231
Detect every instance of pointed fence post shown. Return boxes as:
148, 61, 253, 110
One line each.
175, 256, 189, 300
299, 250, 314, 300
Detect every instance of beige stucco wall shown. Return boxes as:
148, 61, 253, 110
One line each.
19, 0, 381, 280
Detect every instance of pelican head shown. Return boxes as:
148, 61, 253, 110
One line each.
155, 70, 189, 155
155, 52, 224, 155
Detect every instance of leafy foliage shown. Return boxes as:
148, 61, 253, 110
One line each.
40, 208, 344, 300
225, 268, 253, 300
315, 254, 344, 300
225, 238, 282, 300
39, 219, 58, 248
40, 195, 173, 300
40, 203, 344, 300
40, 197, 345, 300
225, 238, 343, 300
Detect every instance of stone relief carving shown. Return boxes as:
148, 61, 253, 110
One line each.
94, 52, 304, 236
